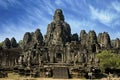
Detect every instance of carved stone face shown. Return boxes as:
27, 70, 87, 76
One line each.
56, 9, 62, 15
54, 9, 64, 22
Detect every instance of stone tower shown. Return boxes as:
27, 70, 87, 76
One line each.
45, 9, 71, 63
97, 32, 111, 48
45, 9, 71, 46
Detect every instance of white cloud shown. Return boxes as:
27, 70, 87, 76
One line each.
1, 0, 120, 42
0, 10, 50, 42
112, 1, 120, 13
89, 5, 117, 26
42, 0, 55, 16
0, 22, 36, 42
116, 32, 120, 37
66, 18, 96, 34
0, 0, 8, 8
0, 0, 20, 9
0, 0, 55, 42
55, 0, 63, 5
112, 31, 120, 39
24, 6, 50, 24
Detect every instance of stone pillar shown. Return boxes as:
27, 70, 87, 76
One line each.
66, 43, 71, 63
63, 49, 65, 63
49, 47, 54, 63
62, 53, 64, 63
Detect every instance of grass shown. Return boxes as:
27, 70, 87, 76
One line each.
0, 72, 37, 80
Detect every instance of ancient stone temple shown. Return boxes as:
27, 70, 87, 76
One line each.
45, 9, 71, 45
45, 9, 71, 63
0, 9, 120, 79
98, 32, 111, 49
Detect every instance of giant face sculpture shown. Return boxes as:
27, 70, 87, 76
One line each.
54, 9, 64, 22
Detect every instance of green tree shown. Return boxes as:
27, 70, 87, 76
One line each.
96, 50, 120, 72
0, 42, 3, 47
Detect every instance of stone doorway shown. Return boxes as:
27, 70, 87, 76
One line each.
91, 44, 96, 53
56, 53, 62, 63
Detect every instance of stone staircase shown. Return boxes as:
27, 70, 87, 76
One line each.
53, 67, 69, 79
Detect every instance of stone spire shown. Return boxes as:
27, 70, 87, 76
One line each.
53, 9, 64, 22
97, 32, 111, 48
80, 30, 87, 46
45, 9, 71, 45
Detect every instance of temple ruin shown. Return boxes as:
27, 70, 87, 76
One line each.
0, 9, 120, 79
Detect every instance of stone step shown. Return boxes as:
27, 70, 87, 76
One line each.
53, 67, 69, 79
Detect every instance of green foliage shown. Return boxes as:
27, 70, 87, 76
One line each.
96, 50, 120, 71
0, 42, 3, 47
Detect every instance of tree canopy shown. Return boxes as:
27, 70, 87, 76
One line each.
0, 42, 3, 47
96, 50, 120, 71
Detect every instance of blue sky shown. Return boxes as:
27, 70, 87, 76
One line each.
0, 0, 120, 42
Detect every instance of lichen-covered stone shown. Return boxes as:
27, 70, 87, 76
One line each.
111, 38, 120, 48
98, 33, 103, 47
2, 38, 11, 49
53, 9, 64, 22
80, 30, 87, 46
33, 29, 43, 43
11, 37, 18, 48
103, 32, 111, 48
22, 29, 43, 51
97, 32, 111, 48
87, 30, 98, 53
23, 32, 32, 45
1, 9, 120, 76
45, 9, 71, 45
87, 30, 97, 44
71, 33, 79, 41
